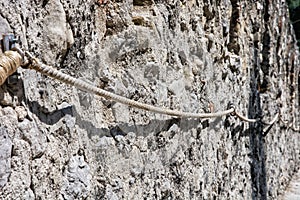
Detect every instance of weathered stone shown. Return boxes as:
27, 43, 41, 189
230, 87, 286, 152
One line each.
168, 78, 185, 96
0, 127, 12, 188
61, 155, 92, 199
0, 16, 11, 42
0, 90, 13, 106
1, 138, 33, 199
18, 119, 47, 158
0, 0, 299, 199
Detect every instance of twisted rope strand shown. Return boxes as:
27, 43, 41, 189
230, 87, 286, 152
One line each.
1, 50, 294, 127
3, 50, 297, 132
0, 50, 279, 123
26, 53, 235, 118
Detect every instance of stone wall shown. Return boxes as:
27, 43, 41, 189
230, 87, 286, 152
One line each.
0, 0, 299, 199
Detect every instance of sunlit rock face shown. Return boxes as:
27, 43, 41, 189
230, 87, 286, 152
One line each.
0, 0, 299, 199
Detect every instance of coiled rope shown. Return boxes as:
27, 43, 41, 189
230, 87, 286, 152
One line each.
0, 50, 22, 85
0, 49, 279, 124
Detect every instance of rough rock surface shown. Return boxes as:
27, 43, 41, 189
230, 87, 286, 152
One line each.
0, 0, 299, 199
280, 169, 300, 200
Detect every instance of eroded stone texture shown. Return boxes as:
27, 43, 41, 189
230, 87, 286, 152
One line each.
0, 0, 299, 199
0, 127, 12, 188
61, 155, 92, 199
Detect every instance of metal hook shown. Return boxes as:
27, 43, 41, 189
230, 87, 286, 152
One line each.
2, 34, 20, 52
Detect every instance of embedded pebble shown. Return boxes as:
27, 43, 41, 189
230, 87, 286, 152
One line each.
15, 106, 27, 121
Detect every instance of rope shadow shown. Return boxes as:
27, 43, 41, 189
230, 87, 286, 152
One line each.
72, 107, 203, 138
24, 98, 205, 138
26, 100, 73, 125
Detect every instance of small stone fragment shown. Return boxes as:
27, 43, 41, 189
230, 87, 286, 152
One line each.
15, 106, 27, 121
0, 91, 13, 106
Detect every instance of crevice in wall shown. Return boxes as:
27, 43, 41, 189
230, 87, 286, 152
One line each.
203, 3, 214, 21
228, 0, 240, 54
133, 0, 153, 7
249, 24, 267, 200
29, 173, 36, 199
259, 0, 271, 93
166, 4, 179, 30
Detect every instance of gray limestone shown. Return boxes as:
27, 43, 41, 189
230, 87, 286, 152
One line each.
0, 0, 299, 199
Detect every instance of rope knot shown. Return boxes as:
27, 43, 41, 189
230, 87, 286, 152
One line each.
227, 102, 236, 116
0, 50, 23, 85
24, 51, 41, 70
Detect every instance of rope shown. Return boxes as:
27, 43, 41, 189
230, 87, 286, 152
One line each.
25, 51, 235, 119
262, 113, 279, 126
262, 113, 279, 134
0, 51, 22, 85
234, 111, 258, 123
0, 49, 267, 122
